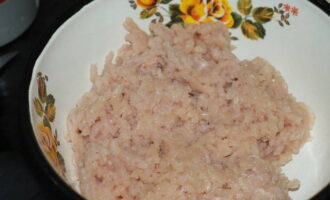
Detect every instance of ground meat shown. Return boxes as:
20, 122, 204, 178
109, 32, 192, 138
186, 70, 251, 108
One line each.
67, 18, 313, 200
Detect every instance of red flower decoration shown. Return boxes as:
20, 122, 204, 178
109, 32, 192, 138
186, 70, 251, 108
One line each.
291, 7, 299, 16
283, 4, 291, 12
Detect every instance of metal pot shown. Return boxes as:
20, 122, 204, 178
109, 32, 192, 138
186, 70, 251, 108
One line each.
0, 0, 39, 47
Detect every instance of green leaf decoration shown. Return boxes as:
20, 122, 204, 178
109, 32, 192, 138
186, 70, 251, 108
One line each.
129, 0, 137, 9
155, 12, 164, 23
160, 0, 172, 4
131, 3, 137, 10
166, 4, 184, 27
278, 20, 284, 27
285, 13, 290, 19
166, 18, 184, 27
43, 116, 52, 130
237, 0, 252, 16
241, 20, 265, 40
33, 97, 43, 117
169, 4, 183, 18
254, 22, 266, 39
57, 152, 66, 174
45, 103, 56, 122
140, 7, 157, 19
37, 76, 47, 103
55, 129, 58, 142
252, 7, 274, 24
46, 94, 55, 105
231, 12, 243, 29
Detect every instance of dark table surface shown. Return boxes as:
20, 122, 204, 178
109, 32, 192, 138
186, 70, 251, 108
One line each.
0, 1, 88, 200
0, 0, 329, 200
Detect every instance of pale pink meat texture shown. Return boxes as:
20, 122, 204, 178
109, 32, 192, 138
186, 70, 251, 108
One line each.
67, 19, 313, 200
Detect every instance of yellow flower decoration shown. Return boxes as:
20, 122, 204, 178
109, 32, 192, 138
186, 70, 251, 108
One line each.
136, 0, 157, 8
37, 123, 61, 171
34, 73, 65, 177
220, 12, 234, 27
179, 0, 234, 27
207, 0, 234, 27
180, 0, 213, 24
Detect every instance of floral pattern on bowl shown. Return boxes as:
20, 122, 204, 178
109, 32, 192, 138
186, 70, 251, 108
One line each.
129, 0, 299, 40
33, 72, 65, 177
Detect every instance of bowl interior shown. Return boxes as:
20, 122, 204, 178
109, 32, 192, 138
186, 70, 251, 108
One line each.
28, 0, 330, 199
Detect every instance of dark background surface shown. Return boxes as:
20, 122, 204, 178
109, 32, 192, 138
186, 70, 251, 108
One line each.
0, 1, 89, 200
0, 0, 329, 200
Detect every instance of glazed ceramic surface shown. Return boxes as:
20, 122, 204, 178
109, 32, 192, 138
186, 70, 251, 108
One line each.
28, 0, 330, 199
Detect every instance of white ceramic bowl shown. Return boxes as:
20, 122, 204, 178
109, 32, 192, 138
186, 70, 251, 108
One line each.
26, 0, 330, 199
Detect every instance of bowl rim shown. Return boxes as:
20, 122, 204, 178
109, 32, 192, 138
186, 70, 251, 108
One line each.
19, 1, 92, 199
19, 0, 330, 199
